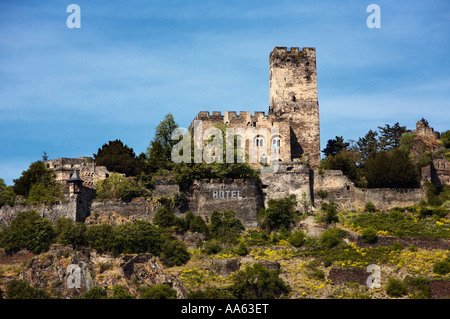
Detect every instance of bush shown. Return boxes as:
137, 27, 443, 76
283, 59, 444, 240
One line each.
204, 240, 223, 255
113, 220, 165, 255
5, 279, 51, 299
231, 263, 291, 299
433, 259, 450, 275
259, 195, 297, 231
54, 217, 87, 247
110, 285, 136, 299
27, 182, 64, 205
364, 201, 376, 212
404, 276, 431, 299
319, 228, 347, 248
189, 215, 208, 235
385, 277, 407, 297
82, 286, 108, 299
209, 210, 245, 243
322, 202, 339, 224
234, 241, 249, 256
361, 228, 378, 244
288, 230, 306, 247
159, 240, 190, 267
153, 207, 175, 228
139, 284, 177, 299
187, 286, 236, 299
0, 210, 55, 254
85, 224, 115, 253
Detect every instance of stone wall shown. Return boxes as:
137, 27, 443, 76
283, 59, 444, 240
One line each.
260, 162, 311, 211
87, 178, 263, 229
186, 178, 263, 228
313, 170, 425, 210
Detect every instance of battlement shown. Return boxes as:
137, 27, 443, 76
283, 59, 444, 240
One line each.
194, 110, 271, 124
269, 47, 315, 66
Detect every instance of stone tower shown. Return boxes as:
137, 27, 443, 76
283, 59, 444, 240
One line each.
269, 47, 320, 168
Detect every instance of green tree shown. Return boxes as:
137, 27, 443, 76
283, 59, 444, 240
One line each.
231, 263, 291, 299
0, 179, 15, 208
386, 278, 407, 297
189, 215, 208, 235
159, 239, 190, 267
82, 286, 108, 299
209, 210, 245, 243
27, 182, 64, 205
85, 224, 115, 253
13, 161, 62, 200
187, 286, 236, 299
322, 136, 349, 157
378, 122, 409, 150
1, 210, 55, 254
320, 150, 359, 182
153, 207, 175, 228
93, 139, 142, 177
54, 217, 87, 247
113, 220, 165, 255
95, 172, 145, 202
139, 284, 177, 299
5, 279, 50, 299
259, 195, 297, 232
288, 230, 306, 247
440, 130, 450, 148
363, 150, 420, 188
356, 129, 380, 162
146, 113, 179, 172
319, 227, 347, 248
110, 285, 136, 299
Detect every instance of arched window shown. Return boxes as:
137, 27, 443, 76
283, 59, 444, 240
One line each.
254, 135, 265, 148
271, 135, 281, 154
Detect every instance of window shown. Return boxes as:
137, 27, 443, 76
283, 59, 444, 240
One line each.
254, 136, 264, 147
271, 136, 281, 154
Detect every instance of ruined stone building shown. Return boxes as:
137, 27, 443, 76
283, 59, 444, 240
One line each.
190, 47, 320, 169
1, 46, 445, 228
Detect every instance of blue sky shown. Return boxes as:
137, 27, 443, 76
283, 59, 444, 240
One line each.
0, 0, 449, 185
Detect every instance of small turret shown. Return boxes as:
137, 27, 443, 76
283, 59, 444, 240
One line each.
67, 170, 83, 194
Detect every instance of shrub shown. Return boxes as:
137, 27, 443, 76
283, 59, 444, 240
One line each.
113, 220, 165, 255
139, 284, 177, 299
319, 228, 347, 248
5, 279, 51, 299
204, 240, 223, 255
433, 259, 450, 275
234, 242, 249, 256
321, 202, 339, 224
288, 230, 306, 247
85, 224, 115, 253
54, 217, 87, 247
209, 210, 245, 243
0, 210, 55, 254
27, 182, 64, 205
110, 285, 136, 299
386, 277, 407, 297
404, 276, 431, 299
187, 286, 236, 299
82, 286, 108, 299
159, 240, 190, 267
364, 201, 376, 212
189, 215, 208, 235
153, 207, 175, 228
361, 228, 378, 244
231, 263, 291, 299
259, 195, 297, 231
